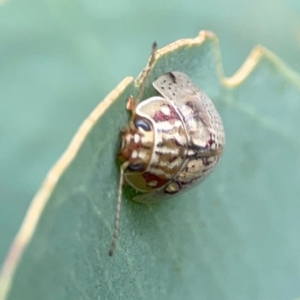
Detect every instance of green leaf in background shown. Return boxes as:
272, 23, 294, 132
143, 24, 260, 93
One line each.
1, 29, 300, 299
2, 0, 300, 269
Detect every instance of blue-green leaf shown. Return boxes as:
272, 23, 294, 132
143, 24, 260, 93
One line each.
1, 30, 300, 300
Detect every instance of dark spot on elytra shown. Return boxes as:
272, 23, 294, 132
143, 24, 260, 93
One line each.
167, 72, 177, 83
202, 158, 212, 167
188, 143, 207, 154
186, 101, 195, 110
208, 139, 214, 146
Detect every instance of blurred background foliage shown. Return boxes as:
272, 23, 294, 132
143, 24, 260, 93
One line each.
1, 0, 300, 274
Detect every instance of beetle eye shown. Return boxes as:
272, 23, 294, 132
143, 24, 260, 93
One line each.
128, 163, 145, 172
134, 119, 151, 131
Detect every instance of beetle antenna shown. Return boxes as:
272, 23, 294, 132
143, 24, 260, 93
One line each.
109, 161, 129, 256
136, 42, 157, 104
109, 43, 157, 256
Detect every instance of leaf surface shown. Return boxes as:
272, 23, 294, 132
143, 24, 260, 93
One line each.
1, 31, 300, 300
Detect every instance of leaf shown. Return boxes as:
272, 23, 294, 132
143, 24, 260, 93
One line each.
2, 0, 300, 274
1, 30, 300, 300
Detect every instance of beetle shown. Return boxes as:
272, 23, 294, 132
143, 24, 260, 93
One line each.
109, 43, 225, 256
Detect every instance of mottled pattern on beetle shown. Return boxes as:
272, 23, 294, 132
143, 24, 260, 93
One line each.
153, 71, 225, 155
124, 71, 225, 204
152, 71, 225, 196
169, 156, 220, 195
121, 125, 153, 167
137, 97, 188, 189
